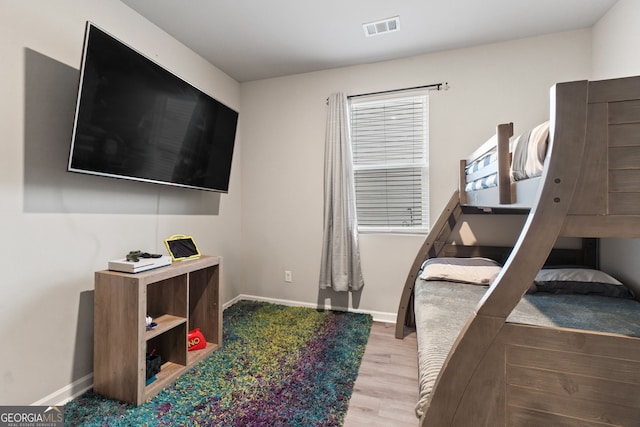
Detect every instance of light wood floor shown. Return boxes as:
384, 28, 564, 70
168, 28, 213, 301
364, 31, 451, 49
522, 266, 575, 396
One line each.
344, 322, 419, 427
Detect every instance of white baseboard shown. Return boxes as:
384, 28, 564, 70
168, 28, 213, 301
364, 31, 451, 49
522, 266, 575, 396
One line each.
37, 295, 396, 406
32, 373, 93, 406
229, 294, 397, 323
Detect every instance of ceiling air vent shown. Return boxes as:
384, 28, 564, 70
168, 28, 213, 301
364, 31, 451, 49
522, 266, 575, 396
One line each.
363, 16, 400, 37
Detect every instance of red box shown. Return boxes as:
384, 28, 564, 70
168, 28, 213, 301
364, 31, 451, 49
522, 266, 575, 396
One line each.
188, 328, 206, 351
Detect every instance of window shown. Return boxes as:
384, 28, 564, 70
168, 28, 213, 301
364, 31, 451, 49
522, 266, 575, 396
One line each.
349, 91, 429, 233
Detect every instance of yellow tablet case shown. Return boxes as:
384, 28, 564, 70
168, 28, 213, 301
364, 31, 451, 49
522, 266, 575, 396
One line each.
164, 234, 201, 261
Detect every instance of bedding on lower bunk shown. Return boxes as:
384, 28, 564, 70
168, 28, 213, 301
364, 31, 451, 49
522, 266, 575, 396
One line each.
464, 121, 549, 192
413, 257, 640, 418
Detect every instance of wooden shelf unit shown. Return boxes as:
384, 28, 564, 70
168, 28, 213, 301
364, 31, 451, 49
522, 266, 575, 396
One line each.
93, 255, 222, 405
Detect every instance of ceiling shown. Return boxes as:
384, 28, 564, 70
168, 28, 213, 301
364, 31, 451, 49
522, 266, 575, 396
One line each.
120, 0, 618, 83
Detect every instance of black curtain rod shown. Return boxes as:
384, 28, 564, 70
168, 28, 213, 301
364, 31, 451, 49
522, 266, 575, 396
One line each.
347, 82, 447, 99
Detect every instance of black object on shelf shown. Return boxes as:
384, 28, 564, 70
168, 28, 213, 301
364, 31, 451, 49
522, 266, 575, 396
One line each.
146, 352, 161, 380
127, 251, 163, 262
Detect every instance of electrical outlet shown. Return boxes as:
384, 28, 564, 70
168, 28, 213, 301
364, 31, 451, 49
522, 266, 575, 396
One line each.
284, 270, 292, 283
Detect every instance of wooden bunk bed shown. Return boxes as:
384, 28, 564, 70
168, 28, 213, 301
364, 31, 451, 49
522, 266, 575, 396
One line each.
395, 76, 640, 426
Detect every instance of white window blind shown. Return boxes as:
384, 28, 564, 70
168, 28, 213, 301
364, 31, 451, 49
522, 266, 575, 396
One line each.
349, 92, 429, 232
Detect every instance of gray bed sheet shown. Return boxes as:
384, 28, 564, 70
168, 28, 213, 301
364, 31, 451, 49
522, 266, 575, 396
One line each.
413, 278, 640, 418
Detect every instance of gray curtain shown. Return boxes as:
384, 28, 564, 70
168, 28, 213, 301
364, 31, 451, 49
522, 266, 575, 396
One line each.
319, 93, 364, 292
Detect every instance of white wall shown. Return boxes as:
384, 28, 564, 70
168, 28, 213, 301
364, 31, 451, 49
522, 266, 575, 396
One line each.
592, 0, 640, 80
0, 1, 242, 405
240, 30, 592, 318
592, 0, 640, 291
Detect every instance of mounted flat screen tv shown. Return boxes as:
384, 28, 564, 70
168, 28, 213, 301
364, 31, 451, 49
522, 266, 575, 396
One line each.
68, 22, 238, 193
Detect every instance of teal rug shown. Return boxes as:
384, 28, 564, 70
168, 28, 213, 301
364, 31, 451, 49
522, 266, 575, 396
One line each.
64, 300, 373, 426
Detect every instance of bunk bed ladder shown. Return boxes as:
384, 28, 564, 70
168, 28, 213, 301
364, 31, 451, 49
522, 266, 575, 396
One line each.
395, 191, 463, 339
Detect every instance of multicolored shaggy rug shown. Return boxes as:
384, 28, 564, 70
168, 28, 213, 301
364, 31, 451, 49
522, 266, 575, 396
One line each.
64, 300, 373, 426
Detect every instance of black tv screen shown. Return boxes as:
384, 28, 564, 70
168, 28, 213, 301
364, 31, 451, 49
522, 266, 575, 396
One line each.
68, 22, 238, 193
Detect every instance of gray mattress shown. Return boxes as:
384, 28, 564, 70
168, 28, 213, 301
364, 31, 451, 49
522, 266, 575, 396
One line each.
413, 279, 640, 418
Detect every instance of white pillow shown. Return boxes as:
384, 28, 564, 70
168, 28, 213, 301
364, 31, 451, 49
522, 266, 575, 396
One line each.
419, 257, 501, 285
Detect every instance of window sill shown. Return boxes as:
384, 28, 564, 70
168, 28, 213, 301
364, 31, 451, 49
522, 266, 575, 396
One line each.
357, 228, 429, 236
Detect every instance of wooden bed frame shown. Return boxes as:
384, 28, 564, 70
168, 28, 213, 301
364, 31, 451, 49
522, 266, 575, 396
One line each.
395, 76, 640, 426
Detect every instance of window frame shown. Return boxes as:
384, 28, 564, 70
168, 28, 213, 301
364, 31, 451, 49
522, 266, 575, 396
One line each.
348, 90, 429, 234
